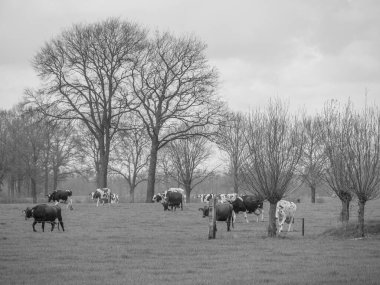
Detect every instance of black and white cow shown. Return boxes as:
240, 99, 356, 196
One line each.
230, 195, 264, 223
152, 193, 164, 203
276, 200, 297, 232
23, 204, 64, 232
162, 191, 183, 211
110, 193, 119, 204
90, 188, 112, 206
47, 190, 73, 209
199, 203, 235, 231
197, 193, 215, 203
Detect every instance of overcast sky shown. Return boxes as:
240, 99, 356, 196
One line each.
0, 0, 379, 113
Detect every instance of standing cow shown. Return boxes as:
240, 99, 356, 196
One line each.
90, 188, 112, 207
230, 195, 264, 223
276, 200, 297, 232
47, 190, 73, 209
199, 203, 235, 231
23, 204, 64, 232
162, 191, 183, 211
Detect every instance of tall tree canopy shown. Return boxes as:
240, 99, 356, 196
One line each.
31, 18, 147, 188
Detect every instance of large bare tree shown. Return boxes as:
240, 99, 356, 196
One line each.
130, 31, 223, 202
109, 116, 150, 202
344, 105, 380, 237
30, 18, 146, 188
240, 100, 304, 237
215, 111, 247, 193
164, 131, 215, 203
299, 114, 327, 203
322, 101, 353, 223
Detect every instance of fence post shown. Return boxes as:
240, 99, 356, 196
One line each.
302, 218, 305, 236
208, 197, 217, 239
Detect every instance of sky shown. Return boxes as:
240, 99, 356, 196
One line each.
0, 0, 379, 114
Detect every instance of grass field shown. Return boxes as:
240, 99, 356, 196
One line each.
1, 198, 380, 285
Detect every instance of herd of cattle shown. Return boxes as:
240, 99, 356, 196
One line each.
23, 187, 297, 234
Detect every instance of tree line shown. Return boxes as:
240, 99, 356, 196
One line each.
1, 18, 379, 237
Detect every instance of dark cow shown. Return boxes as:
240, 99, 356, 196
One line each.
23, 204, 64, 232
230, 195, 264, 223
199, 203, 235, 231
47, 190, 73, 209
162, 191, 183, 211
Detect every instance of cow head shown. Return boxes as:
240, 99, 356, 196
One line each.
162, 201, 169, 211
152, 194, 163, 203
23, 207, 33, 220
199, 206, 209, 217
46, 193, 53, 202
66, 190, 73, 197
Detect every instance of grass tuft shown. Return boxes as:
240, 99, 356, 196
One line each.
321, 220, 380, 238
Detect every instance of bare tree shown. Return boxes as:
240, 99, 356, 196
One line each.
215, 111, 247, 193
164, 132, 215, 203
240, 99, 304, 237
299, 114, 327, 203
344, 105, 380, 237
322, 101, 353, 223
130, 31, 223, 202
109, 116, 150, 202
30, 18, 147, 188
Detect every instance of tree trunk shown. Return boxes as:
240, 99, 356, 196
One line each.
98, 148, 109, 188
31, 177, 37, 203
185, 186, 191, 203
130, 186, 135, 203
357, 199, 366, 237
233, 166, 239, 194
53, 166, 59, 190
340, 199, 350, 223
146, 140, 159, 203
310, 185, 316, 203
267, 202, 277, 237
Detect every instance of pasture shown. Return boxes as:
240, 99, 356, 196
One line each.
1, 198, 380, 285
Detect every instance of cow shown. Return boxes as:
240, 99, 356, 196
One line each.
152, 193, 164, 203
110, 193, 119, 204
90, 188, 112, 207
197, 193, 215, 203
23, 204, 64, 232
162, 191, 183, 211
166, 188, 187, 204
199, 203, 235, 231
230, 195, 264, 223
276, 200, 297, 232
46, 190, 73, 209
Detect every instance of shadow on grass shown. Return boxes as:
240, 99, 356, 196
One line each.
321, 220, 380, 239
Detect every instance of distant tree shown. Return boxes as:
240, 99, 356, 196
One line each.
240, 99, 304, 237
0, 110, 10, 192
344, 104, 380, 237
30, 18, 147, 188
130, 31, 223, 202
299, 114, 327, 203
215, 111, 247, 193
321, 101, 353, 223
109, 116, 150, 202
164, 129, 215, 203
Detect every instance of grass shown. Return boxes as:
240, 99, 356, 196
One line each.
0, 198, 380, 284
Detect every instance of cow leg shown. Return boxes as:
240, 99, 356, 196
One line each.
227, 217, 231, 232
96, 198, 99, 207
244, 211, 249, 223
287, 217, 294, 232
32, 221, 37, 232
261, 211, 264, 222
54, 201, 59, 206
42, 222, 45, 232
59, 220, 65, 232
51, 222, 55, 232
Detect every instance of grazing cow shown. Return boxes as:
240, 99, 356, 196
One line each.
47, 190, 73, 209
230, 195, 264, 223
91, 188, 112, 207
162, 191, 183, 211
199, 203, 235, 231
23, 204, 64, 232
276, 200, 297, 232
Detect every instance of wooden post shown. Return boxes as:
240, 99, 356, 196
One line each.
302, 218, 305, 236
208, 197, 217, 239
